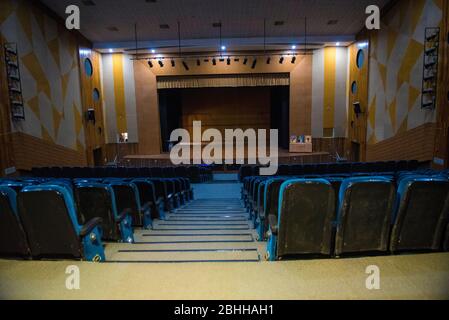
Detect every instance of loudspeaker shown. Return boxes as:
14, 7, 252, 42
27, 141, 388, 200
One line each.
353, 102, 362, 118
86, 108, 95, 123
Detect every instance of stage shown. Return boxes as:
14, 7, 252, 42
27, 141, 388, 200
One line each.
123, 149, 332, 167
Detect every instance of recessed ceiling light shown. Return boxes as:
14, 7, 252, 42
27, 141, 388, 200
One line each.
107, 26, 119, 32
274, 21, 285, 26
159, 24, 170, 29
327, 20, 338, 25
212, 22, 222, 28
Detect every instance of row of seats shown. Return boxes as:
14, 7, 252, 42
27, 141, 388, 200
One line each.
32, 165, 213, 183
0, 176, 194, 261
239, 160, 421, 181
242, 169, 449, 260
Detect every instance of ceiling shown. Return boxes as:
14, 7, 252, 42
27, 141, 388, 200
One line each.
40, 0, 391, 52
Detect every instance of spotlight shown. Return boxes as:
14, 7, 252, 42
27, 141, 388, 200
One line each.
251, 59, 257, 69
227, 57, 231, 65
336, 42, 340, 46
108, 48, 113, 53
291, 56, 296, 64
158, 60, 164, 67
291, 45, 297, 50
151, 49, 156, 53
212, 58, 216, 66
266, 57, 271, 64
171, 59, 175, 67
279, 56, 284, 64
197, 59, 201, 66
182, 61, 189, 70
148, 60, 153, 68
243, 58, 248, 65
221, 45, 226, 51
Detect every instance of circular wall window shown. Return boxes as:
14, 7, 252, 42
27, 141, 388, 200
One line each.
93, 88, 100, 102
84, 58, 93, 77
356, 49, 365, 69
351, 81, 358, 94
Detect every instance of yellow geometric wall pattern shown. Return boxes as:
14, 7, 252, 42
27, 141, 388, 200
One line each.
0, 0, 85, 151
368, 0, 443, 144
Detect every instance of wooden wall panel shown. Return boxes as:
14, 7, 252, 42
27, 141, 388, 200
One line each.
366, 123, 436, 162
104, 143, 139, 164
181, 87, 271, 136
346, 39, 369, 161
11, 132, 87, 171
78, 49, 106, 165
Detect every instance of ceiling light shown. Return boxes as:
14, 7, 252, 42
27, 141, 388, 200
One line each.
221, 45, 226, 51
151, 49, 155, 53
171, 60, 175, 67
266, 57, 271, 64
107, 26, 119, 32
279, 56, 284, 64
148, 60, 153, 68
227, 57, 231, 65
212, 58, 216, 66
212, 22, 222, 28
291, 56, 296, 64
108, 48, 113, 53
159, 24, 170, 29
291, 45, 297, 50
158, 60, 164, 67
274, 21, 285, 26
336, 42, 340, 46
327, 19, 338, 25
197, 59, 201, 66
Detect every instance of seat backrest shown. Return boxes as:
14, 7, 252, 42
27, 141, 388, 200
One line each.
109, 183, 141, 226
149, 178, 168, 199
0, 187, 30, 257
74, 183, 119, 241
391, 177, 449, 252
277, 179, 335, 257
335, 177, 395, 255
18, 185, 83, 258
263, 178, 287, 219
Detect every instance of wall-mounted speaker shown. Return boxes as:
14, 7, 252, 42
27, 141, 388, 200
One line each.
86, 108, 95, 123
353, 102, 362, 118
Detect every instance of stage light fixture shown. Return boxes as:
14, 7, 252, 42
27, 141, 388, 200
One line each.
148, 60, 153, 68
182, 61, 189, 70
221, 45, 226, 51
251, 59, 257, 69
266, 57, 271, 64
291, 45, 297, 50
171, 59, 175, 67
279, 56, 284, 64
151, 49, 156, 53
291, 56, 296, 64
212, 58, 216, 66
227, 57, 231, 65
197, 59, 201, 66
243, 58, 248, 65
336, 42, 340, 46
158, 60, 164, 67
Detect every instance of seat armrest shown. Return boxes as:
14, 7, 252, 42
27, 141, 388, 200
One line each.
268, 214, 278, 235
80, 217, 103, 237
116, 208, 132, 222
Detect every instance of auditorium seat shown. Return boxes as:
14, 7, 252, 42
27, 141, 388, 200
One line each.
149, 178, 172, 212
18, 184, 105, 261
108, 181, 148, 227
174, 166, 188, 178
0, 186, 30, 258
132, 179, 165, 221
74, 182, 134, 243
335, 177, 395, 256
266, 179, 335, 260
277, 164, 290, 176
257, 177, 287, 241
187, 166, 201, 183
0, 181, 35, 193
390, 176, 449, 253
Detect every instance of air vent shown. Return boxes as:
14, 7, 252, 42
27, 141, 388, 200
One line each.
274, 21, 285, 26
159, 24, 170, 29
327, 20, 338, 25
82, 0, 96, 6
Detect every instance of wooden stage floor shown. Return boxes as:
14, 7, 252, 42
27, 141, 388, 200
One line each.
123, 149, 332, 166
